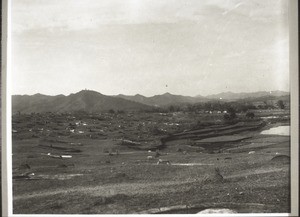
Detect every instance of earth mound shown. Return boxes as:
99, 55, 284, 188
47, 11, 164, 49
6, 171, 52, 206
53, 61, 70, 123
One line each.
271, 155, 290, 164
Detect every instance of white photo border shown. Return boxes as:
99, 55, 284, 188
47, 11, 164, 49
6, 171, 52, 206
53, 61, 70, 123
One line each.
1, 0, 299, 216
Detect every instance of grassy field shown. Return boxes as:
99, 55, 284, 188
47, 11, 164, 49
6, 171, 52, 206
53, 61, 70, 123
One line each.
12, 110, 290, 214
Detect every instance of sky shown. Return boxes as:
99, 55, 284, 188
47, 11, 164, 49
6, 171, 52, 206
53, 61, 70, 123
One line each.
11, 0, 289, 97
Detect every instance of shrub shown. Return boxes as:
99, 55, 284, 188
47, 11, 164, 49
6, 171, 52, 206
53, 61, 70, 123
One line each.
245, 112, 255, 119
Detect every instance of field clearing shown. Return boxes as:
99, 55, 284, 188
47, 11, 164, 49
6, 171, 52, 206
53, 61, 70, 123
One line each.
12, 111, 290, 214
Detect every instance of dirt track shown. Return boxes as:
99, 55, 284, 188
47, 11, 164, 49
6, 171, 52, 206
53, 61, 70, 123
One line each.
14, 180, 193, 201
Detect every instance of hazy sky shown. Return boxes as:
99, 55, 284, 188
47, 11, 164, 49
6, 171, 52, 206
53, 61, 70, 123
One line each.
11, 0, 289, 96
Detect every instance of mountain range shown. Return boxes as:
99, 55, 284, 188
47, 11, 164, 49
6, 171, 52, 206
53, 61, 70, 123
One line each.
12, 90, 289, 113
12, 90, 151, 113
116, 92, 207, 107
205, 90, 289, 100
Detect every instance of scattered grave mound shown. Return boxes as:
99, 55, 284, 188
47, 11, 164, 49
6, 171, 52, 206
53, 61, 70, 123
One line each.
197, 208, 237, 214
271, 155, 290, 164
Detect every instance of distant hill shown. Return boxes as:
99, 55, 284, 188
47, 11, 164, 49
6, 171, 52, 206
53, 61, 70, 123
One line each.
12, 90, 152, 114
116, 94, 150, 105
206, 91, 289, 101
115, 91, 289, 107
240, 94, 290, 102
116, 92, 207, 107
12, 90, 290, 113
239, 94, 290, 108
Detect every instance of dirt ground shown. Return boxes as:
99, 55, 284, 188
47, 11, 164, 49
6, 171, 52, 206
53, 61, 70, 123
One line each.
11, 111, 290, 214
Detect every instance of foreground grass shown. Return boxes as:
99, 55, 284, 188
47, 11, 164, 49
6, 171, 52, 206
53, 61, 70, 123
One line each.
13, 165, 289, 214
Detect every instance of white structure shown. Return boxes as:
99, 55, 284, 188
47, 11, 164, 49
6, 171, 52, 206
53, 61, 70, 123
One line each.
157, 159, 171, 165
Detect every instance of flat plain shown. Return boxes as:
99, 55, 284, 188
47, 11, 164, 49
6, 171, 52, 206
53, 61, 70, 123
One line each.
12, 109, 290, 214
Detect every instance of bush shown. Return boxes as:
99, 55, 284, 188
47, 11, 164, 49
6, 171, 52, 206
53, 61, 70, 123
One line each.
245, 112, 255, 119
224, 107, 236, 121
277, 100, 285, 109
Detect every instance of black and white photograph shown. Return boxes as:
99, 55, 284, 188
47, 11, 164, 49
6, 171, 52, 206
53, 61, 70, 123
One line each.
2, 0, 299, 215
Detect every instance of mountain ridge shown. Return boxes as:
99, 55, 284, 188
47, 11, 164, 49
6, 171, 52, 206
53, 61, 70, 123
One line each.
206, 90, 289, 100
12, 90, 290, 113
12, 90, 152, 113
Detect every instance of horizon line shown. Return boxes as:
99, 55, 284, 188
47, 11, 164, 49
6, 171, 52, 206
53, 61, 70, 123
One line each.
12, 89, 290, 98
